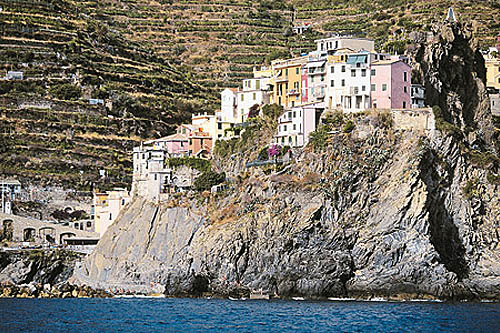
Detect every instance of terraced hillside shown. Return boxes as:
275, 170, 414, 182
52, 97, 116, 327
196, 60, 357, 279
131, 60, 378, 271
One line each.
95, 0, 307, 88
290, 0, 500, 50
0, 0, 215, 189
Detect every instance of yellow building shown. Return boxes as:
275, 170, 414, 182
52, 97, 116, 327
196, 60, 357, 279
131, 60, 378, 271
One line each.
486, 57, 500, 90
269, 56, 308, 109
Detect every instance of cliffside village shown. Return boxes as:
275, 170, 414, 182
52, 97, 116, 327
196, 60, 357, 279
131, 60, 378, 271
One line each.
2, 9, 500, 249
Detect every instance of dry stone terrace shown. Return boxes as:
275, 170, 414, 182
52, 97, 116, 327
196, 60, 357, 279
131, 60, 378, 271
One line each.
0, 212, 98, 245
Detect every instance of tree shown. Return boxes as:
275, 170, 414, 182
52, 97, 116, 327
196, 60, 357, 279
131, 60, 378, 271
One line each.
193, 170, 225, 191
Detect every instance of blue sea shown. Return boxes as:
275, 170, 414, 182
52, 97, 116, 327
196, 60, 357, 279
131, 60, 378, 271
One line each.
1, 298, 500, 332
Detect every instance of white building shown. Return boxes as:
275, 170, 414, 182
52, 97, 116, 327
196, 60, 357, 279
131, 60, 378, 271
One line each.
131, 143, 172, 200
6, 71, 23, 80
325, 51, 373, 112
411, 84, 426, 109
491, 93, 500, 116
315, 36, 375, 54
0, 179, 21, 214
219, 88, 240, 123
274, 102, 325, 147
306, 52, 328, 104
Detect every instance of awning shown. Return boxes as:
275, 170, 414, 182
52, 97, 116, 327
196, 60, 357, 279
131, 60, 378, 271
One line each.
305, 60, 326, 68
346, 55, 367, 64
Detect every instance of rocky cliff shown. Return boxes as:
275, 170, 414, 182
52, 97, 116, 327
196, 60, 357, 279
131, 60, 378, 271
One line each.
75, 23, 500, 301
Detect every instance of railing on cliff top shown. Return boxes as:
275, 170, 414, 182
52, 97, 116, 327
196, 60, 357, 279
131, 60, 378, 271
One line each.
246, 158, 284, 168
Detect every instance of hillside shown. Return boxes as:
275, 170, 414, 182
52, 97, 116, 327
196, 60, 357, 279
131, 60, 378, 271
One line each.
0, 0, 215, 189
1, 0, 500, 190
289, 0, 500, 50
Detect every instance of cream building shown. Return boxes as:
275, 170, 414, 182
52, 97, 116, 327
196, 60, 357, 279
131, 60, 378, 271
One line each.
93, 188, 131, 236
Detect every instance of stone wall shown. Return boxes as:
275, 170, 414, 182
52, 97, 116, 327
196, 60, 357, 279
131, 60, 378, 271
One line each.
391, 108, 435, 131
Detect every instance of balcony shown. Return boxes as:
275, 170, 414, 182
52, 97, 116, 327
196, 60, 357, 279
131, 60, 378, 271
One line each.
274, 76, 288, 83
308, 69, 326, 75
287, 89, 300, 96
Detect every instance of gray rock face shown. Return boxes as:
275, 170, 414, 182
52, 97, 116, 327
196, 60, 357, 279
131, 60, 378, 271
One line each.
0, 250, 81, 286
75, 129, 500, 300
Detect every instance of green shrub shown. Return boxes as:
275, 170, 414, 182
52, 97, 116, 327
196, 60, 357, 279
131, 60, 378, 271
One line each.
194, 170, 225, 191
323, 111, 344, 127
343, 120, 355, 133
167, 157, 211, 173
309, 124, 329, 150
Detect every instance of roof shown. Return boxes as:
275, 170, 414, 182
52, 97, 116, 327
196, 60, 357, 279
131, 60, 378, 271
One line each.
305, 60, 326, 68
371, 59, 408, 66
0, 180, 21, 186
145, 133, 188, 144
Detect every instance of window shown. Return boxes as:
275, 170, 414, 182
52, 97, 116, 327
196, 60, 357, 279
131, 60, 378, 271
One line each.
142, 153, 145, 159
341, 65, 346, 72
291, 101, 295, 107
241, 94, 244, 101
341, 79, 345, 87
331, 80, 334, 87
335, 41, 338, 48
382, 84, 387, 91
253, 92, 256, 100
311, 76, 315, 83
330, 66, 335, 73
281, 137, 285, 144
284, 125, 287, 131
403, 72, 408, 82
294, 82, 299, 90
278, 97, 282, 105
371, 84, 376, 91
362, 85, 366, 91
293, 124, 296, 130
371, 69, 376, 76
321, 75, 325, 82
296, 68, 299, 75
361, 69, 366, 77
154, 174, 157, 181
351, 70, 356, 77
285, 83, 288, 90
293, 111, 296, 118
87, 221, 92, 228
122, 199, 125, 205
403, 86, 407, 93
285, 69, 289, 76
256, 80, 260, 89
218, 123, 222, 130
403, 101, 407, 108
289, 136, 292, 143
300, 110, 302, 117
109, 213, 112, 220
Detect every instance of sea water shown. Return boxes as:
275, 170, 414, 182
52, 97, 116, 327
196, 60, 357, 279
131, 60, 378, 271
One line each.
1, 298, 499, 332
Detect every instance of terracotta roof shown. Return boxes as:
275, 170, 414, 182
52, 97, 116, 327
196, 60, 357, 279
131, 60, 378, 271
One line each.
145, 133, 188, 144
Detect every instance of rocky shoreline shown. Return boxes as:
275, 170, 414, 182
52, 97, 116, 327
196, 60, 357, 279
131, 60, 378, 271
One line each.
0, 282, 109, 298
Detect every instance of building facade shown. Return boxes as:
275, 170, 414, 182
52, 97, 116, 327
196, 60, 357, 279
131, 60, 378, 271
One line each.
411, 84, 426, 109
370, 57, 411, 109
274, 102, 325, 147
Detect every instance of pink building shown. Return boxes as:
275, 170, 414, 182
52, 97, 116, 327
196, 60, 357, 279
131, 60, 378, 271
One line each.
145, 133, 189, 157
370, 58, 411, 109
301, 67, 309, 103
